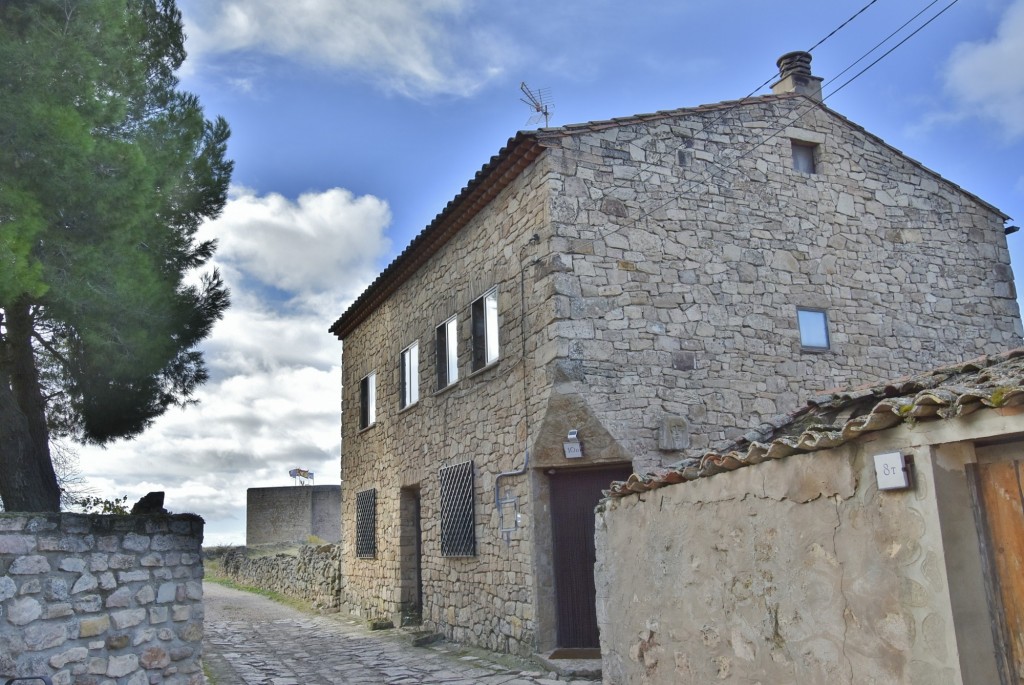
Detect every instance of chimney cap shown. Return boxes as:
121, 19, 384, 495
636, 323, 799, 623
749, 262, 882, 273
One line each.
777, 51, 813, 80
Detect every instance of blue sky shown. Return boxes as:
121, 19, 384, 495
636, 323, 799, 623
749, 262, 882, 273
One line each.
77, 0, 1024, 544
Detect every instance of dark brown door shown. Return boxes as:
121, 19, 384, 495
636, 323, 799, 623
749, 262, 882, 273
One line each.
549, 465, 633, 648
969, 460, 1024, 684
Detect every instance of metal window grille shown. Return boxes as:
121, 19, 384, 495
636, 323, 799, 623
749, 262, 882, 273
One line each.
439, 461, 475, 557
355, 488, 377, 558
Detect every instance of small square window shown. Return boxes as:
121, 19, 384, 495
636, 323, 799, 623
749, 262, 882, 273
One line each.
359, 371, 376, 429
400, 341, 419, 409
436, 317, 458, 390
797, 308, 830, 350
471, 288, 499, 371
355, 488, 377, 558
791, 141, 817, 174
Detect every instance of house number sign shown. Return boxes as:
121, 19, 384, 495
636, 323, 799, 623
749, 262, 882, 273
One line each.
873, 452, 910, 490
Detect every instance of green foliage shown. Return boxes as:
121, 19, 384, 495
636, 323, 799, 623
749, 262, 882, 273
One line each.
73, 494, 130, 515
0, 0, 233, 511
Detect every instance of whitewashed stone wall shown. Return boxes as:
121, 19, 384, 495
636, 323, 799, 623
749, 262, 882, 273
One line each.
220, 545, 342, 610
0, 513, 204, 685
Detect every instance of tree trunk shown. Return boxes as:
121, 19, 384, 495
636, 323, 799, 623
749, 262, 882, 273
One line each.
0, 300, 61, 511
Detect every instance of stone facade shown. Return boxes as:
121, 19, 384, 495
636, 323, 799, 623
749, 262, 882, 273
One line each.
330, 81, 1021, 655
220, 545, 343, 610
594, 362, 1024, 683
246, 485, 341, 547
0, 513, 204, 685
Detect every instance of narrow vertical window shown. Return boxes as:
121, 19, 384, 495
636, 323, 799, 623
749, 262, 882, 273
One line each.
797, 308, 830, 350
791, 141, 817, 174
471, 288, 499, 371
359, 371, 376, 429
436, 316, 458, 390
400, 341, 419, 409
355, 488, 377, 558
439, 461, 476, 557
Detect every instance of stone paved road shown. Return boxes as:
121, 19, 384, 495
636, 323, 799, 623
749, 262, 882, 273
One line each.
202, 582, 596, 685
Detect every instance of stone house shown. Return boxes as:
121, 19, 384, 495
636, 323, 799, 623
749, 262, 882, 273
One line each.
327, 52, 1021, 657
596, 349, 1024, 684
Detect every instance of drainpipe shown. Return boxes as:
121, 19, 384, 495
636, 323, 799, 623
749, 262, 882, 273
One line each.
496, 449, 530, 544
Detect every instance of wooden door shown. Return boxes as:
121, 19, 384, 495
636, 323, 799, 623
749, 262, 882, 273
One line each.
969, 460, 1024, 684
549, 465, 633, 648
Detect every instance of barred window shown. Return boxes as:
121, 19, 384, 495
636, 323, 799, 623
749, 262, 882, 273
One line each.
471, 288, 499, 371
400, 341, 419, 409
355, 488, 377, 558
436, 316, 458, 390
439, 461, 475, 557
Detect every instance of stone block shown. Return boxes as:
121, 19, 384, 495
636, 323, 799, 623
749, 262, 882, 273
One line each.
24, 622, 68, 650
71, 573, 98, 594
0, 576, 16, 601
105, 587, 133, 608
171, 605, 190, 622
0, 535, 35, 555
140, 646, 170, 669
49, 646, 88, 669
111, 609, 147, 629
148, 606, 168, 624
9, 555, 50, 575
156, 582, 177, 604
78, 615, 110, 638
7, 597, 42, 625
122, 533, 151, 552
107, 654, 139, 678
135, 585, 155, 605
74, 594, 102, 613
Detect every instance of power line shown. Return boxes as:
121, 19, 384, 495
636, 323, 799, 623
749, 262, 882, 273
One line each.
626, 0, 962, 226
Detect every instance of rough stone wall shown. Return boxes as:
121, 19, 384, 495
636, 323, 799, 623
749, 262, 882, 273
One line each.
594, 444, 958, 684
0, 513, 204, 685
540, 96, 1022, 472
220, 545, 342, 610
246, 485, 341, 546
339, 154, 554, 655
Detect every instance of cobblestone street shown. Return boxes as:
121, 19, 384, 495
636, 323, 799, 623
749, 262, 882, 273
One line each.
202, 582, 597, 685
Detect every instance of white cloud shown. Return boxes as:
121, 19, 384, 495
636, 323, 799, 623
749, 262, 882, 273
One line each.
202, 185, 392, 296
944, 0, 1024, 139
77, 186, 389, 544
182, 0, 510, 97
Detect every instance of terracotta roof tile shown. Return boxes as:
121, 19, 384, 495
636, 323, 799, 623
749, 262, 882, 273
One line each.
606, 349, 1024, 499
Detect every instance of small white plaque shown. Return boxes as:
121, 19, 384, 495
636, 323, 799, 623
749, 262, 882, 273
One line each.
563, 442, 583, 459
874, 452, 909, 490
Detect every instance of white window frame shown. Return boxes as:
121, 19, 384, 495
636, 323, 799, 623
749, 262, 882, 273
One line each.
797, 308, 830, 351
400, 341, 419, 409
471, 288, 499, 371
436, 316, 459, 390
359, 371, 376, 429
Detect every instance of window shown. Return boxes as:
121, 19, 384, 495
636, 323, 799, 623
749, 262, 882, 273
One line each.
439, 461, 475, 557
471, 288, 499, 371
791, 141, 817, 174
436, 316, 458, 390
400, 341, 419, 409
797, 308, 830, 350
359, 371, 376, 429
355, 488, 377, 558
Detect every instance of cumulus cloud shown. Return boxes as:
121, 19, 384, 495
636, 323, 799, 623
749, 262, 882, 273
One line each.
78, 187, 390, 544
944, 0, 1024, 139
182, 0, 510, 97
202, 185, 392, 296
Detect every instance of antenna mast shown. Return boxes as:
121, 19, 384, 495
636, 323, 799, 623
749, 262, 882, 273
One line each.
520, 82, 553, 128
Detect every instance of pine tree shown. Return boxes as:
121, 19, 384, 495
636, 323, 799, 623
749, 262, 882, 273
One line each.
0, 0, 232, 511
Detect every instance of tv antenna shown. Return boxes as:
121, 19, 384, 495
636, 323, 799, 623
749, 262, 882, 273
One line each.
520, 82, 553, 128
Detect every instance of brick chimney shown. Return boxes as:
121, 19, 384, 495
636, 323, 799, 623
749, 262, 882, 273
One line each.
771, 51, 823, 102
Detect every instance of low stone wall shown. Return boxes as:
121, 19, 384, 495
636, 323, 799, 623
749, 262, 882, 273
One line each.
220, 544, 342, 610
0, 512, 204, 685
